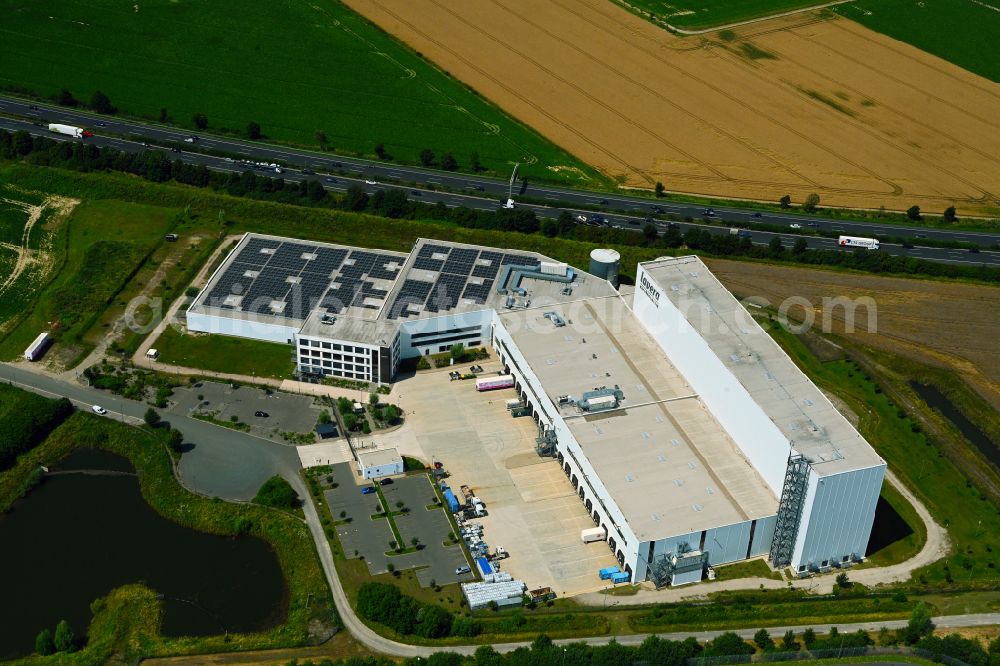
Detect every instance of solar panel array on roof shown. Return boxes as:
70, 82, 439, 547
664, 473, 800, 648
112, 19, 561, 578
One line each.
462, 280, 494, 304
387, 279, 434, 319
203, 237, 401, 319
472, 251, 503, 279
425, 274, 468, 313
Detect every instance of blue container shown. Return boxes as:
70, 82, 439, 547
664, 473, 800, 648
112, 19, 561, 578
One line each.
443, 488, 459, 513
611, 571, 630, 584
477, 557, 493, 575
598, 566, 620, 580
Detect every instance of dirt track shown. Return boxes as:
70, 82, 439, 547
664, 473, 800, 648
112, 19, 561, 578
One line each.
343, 0, 1000, 214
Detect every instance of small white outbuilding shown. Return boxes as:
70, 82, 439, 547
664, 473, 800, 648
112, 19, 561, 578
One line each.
358, 448, 403, 479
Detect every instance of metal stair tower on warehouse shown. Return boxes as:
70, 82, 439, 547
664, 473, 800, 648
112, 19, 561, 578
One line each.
769, 453, 811, 568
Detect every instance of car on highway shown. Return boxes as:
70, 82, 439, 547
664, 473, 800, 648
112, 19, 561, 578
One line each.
575, 214, 588, 223
703, 208, 715, 217
254, 411, 269, 418
410, 190, 422, 196
650, 205, 663, 213
325, 177, 337, 184
184, 137, 197, 143
224, 157, 234, 163
455, 565, 471, 575
141, 142, 150, 148
95, 121, 106, 127
599, 199, 609, 205
91, 405, 108, 415
789, 223, 802, 229
752, 212, 763, 218
301, 168, 315, 175
473, 185, 485, 191
171, 147, 181, 153
364, 179, 377, 185
29, 104, 39, 110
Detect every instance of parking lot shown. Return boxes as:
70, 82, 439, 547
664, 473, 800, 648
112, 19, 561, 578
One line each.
323, 463, 472, 585
371, 361, 618, 596
168, 381, 322, 439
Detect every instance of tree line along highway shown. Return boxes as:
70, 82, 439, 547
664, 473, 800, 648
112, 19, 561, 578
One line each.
1, 95, 997, 268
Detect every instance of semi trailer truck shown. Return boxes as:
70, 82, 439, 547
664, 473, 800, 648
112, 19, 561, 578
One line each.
48, 124, 93, 138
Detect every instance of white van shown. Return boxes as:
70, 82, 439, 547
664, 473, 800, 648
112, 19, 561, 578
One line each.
145, 348, 160, 360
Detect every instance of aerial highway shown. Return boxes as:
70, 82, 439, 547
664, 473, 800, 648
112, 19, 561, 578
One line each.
1, 95, 998, 268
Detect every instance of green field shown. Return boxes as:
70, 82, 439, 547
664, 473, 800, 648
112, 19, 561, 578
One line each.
0, 198, 174, 363
619, 0, 825, 29
833, 0, 1000, 83
0, 0, 599, 184
152, 326, 295, 380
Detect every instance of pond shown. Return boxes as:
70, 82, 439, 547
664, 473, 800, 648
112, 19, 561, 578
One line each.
909, 381, 1000, 468
0, 449, 287, 659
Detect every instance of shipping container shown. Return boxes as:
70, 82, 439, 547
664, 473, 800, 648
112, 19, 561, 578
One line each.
599, 566, 620, 580
611, 571, 631, 584
443, 488, 460, 513
477, 556, 493, 575
23, 332, 51, 361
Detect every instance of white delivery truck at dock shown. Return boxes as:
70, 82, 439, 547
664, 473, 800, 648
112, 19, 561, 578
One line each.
838, 235, 880, 250
581, 526, 607, 543
48, 124, 93, 138
476, 374, 515, 392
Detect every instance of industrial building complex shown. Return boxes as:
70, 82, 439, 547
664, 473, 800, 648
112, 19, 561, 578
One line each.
189, 233, 885, 585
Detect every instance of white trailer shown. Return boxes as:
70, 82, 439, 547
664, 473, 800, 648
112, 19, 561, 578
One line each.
581, 526, 607, 543
838, 235, 879, 250
476, 374, 514, 392
48, 124, 91, 138
24, 332, 51, 361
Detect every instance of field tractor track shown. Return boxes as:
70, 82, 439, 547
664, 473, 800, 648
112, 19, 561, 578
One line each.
828, 18, 1000, 104
367, 0, 653, 182
555, 0, 909, 199
490, 0, 824, 190
775, 31, 1000, 167
417, 0, 730, 184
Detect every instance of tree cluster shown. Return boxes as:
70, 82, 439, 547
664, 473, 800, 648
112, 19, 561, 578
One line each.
0, 385, 73, 469
253, 475, 300, 509
356, 582, 471, 639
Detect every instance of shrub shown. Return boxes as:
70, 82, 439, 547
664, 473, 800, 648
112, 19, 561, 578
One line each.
252, 476, 299, 509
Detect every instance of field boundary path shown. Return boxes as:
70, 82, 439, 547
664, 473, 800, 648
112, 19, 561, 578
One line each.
612, 0, 855, 35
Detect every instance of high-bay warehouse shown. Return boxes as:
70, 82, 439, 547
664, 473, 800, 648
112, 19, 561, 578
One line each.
188, 233, 885, 584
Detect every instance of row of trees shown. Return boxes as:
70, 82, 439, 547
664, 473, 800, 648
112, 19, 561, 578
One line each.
55, 88, 116, 115
34, 619, 74, 655
2, 129, 996, 284
356, 582, 470, 639
374, 143, 483, 173
778, 192, 958, 223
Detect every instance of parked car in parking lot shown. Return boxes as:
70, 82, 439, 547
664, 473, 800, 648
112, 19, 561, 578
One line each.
361, 486, 376, 495
254, 411, 269, 418
379, 478, 393, 486
455, 565, 471, 575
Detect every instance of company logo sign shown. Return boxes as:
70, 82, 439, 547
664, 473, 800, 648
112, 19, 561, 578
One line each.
639, 273, 661, 307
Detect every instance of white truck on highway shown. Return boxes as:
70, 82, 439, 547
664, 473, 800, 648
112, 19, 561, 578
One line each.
838, 235, 880, 250
48, 123, 92, 138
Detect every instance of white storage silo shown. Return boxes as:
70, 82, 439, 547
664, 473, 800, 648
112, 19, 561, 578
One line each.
588, 248, 620, 289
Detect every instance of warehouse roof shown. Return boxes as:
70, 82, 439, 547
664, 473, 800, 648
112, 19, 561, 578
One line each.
639, 256, 884, 477
499, 297, 778, 542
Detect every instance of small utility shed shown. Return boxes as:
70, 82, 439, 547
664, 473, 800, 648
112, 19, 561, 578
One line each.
358, 448, 403, 479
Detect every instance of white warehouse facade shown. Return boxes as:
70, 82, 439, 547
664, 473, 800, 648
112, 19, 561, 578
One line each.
188, 234, 884, 583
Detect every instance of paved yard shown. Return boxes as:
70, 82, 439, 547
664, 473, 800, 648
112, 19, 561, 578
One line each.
169, 381, 322, 439
381, 475, 474, 586
322, 464, 472, 583
369, 361, 618, 596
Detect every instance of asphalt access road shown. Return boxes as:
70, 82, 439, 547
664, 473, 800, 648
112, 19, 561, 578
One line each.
0, 363, 301, 502
2, 97, 998, 268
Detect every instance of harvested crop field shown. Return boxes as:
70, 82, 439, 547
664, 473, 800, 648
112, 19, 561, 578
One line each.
344, 0, 1000, 214
705, 258, 1000, 411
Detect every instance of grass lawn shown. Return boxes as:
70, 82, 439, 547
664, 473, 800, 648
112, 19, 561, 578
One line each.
711, 557, 783, 581
0, 0, 600, 184
833, 0, 1000, 84
620, 0, 827, 30
152, 326, 294, 380
0, 197, 175, 364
